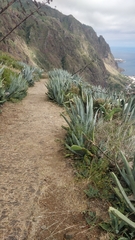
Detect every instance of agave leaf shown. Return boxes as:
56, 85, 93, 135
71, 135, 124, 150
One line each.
120, 151, 135, 197
123, 97, 135, 123
61, 112, 73, 130
70, 145, 93, 157
111, 172, 135, 213
129, 107, 135, 122
118, 238, 129, 240
109, 207, 135, 229
65, 144, 77, 154
0, 66, 5, 78
132, 153, 135, 178
110, 213, 120, 234
113, 187, 124, 202
71, 132, 81, 146
116, 164, 130, 187
99, 222, 113, 232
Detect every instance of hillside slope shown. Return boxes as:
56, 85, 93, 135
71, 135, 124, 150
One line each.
0, 0, 120, 86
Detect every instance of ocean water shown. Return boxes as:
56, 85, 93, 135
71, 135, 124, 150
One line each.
111, 47, 135, 76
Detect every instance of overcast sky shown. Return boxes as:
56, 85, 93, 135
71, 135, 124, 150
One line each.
49, 0, 135, 48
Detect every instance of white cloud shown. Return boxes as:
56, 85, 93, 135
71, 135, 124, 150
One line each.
49, 0, 135, 47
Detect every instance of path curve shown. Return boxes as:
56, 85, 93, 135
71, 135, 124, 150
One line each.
0, 80, 87, 240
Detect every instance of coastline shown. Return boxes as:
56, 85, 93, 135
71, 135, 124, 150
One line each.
112, 47, 135, 76
128, 75, 135, 84
115, 58, 125, 63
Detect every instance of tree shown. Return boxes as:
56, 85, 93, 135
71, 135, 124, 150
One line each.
0, 0, 53, 42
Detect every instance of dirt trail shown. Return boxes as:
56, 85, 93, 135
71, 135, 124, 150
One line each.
0, 80, 88, 240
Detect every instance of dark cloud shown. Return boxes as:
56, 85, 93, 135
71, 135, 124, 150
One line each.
50, 0, 135, 47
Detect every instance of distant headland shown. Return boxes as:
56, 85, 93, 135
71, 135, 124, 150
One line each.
115, 58, 125, 63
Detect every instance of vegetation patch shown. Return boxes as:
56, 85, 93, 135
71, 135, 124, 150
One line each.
0, 51, 22, 70
2, 68, 19, 88
47, 68, 135, 239
0, 56, 43, 105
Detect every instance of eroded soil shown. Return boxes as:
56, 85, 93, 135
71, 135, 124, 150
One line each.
0, 79, 109, 240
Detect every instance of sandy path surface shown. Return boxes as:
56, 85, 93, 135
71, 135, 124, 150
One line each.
0, 80, 88, 240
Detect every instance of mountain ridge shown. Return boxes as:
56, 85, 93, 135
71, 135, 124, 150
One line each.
0, 1, 122, 87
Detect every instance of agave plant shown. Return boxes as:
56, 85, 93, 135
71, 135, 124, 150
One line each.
46, 75, 72, 105
6, 74, 28, 100
111, 151, 135, 210
62, 95, 98, 151
109, 152, 135, 230
87, 85, 124, 121
122, 96, 135, 123
20, 61, 43, 83
48, 68, 72, 80
109, 207, 135, 232
21, 65, 35, 87
33, 67, 44, 80
46, 69, 75, 105
92, 85, 107, 100
0, 66, 6, 103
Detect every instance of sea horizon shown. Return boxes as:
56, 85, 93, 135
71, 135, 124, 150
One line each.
110, 46, 135, 76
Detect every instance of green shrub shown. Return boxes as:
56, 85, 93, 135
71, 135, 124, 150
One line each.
2, 68, 18, 88
0, 51, 22, 70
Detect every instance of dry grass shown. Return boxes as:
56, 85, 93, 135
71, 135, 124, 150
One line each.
95, 119, 135, 163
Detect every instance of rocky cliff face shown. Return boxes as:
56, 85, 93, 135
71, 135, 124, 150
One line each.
0, 1, 119, 86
